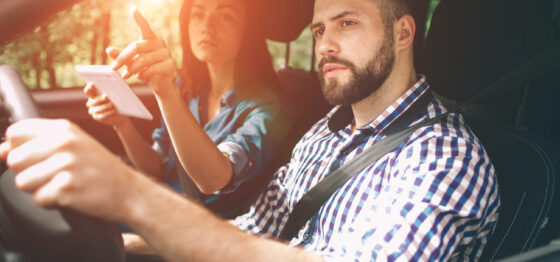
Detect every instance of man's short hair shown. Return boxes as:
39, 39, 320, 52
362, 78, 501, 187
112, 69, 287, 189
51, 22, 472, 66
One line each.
374, 0, 414, 26
372, 0, 430, 69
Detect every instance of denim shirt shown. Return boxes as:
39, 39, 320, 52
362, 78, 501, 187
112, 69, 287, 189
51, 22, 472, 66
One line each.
152, 88, 291, 210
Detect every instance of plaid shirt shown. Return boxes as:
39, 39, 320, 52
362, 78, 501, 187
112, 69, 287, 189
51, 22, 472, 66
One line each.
234, 77, 499, 261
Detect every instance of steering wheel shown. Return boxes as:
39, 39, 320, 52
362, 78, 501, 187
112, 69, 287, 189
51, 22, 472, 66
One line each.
0, 65, 124, 262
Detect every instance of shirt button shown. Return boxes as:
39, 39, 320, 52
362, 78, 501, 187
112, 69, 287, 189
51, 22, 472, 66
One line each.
302, 226, 313, 243
249, 161, 253, 167
220, 99, 226, 107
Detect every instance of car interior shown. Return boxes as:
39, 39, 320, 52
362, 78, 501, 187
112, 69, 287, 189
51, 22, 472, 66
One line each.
421, 0, 560, 260
0, 0, 559, 261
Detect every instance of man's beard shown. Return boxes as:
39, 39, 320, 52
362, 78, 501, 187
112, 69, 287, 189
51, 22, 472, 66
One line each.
318, 28, 395, 106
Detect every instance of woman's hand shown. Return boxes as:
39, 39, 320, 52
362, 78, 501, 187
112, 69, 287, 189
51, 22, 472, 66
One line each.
84, 82, 128, 127
109, 7, 178, 97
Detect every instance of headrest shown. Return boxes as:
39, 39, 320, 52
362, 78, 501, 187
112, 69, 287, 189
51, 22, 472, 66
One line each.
262, 0, 315, 42
420, 0, 557, 102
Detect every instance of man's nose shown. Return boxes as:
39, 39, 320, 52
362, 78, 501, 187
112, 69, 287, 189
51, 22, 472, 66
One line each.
316, 31, 340, 57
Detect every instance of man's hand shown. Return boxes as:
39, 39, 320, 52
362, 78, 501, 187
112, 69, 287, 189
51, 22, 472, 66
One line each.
123, 233, 157, 255
108, 7, 178, 97
0, 119, 138, 222
0, 120, 324, 262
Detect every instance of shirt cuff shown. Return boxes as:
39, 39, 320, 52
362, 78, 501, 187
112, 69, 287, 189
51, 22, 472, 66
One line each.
217, 141, 249, 192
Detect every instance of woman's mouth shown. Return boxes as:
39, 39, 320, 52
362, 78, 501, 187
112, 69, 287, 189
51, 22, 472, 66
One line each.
199, 39, 218, 47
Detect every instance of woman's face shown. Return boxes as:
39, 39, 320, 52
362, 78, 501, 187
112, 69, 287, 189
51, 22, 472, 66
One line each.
188, 0, 247, 65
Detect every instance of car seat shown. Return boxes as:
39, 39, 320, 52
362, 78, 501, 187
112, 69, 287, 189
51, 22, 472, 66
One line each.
420, 0, 560, 260
275, 67, 331, 157
421, 0, 560, 130
202, 0, 326, 219
468, 122, 560, 261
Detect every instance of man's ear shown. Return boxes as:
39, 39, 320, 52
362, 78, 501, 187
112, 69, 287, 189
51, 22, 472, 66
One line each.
394, 14, 416, 51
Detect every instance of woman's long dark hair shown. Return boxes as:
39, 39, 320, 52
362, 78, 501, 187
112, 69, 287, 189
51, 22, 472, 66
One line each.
178, 0, 280, 101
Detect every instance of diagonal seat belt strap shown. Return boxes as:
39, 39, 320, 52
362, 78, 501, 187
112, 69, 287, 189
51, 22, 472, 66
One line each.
278, 91, 446, 241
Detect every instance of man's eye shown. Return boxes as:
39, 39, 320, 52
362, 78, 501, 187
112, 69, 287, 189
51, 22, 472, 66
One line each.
341, 20, 356, 27
313, 29, 324, 38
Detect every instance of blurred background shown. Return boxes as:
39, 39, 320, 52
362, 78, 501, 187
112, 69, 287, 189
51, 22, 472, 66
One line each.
0, 0, 440, 90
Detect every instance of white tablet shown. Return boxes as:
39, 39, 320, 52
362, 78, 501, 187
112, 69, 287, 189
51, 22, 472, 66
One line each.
75, 65, 153, 120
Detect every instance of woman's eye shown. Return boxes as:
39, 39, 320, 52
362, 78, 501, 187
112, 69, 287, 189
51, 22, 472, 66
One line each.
191, 12, 203, 21
219, 14, 234, 22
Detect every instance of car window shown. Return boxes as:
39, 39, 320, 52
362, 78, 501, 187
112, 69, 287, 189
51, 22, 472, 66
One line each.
0, 0, 314, 90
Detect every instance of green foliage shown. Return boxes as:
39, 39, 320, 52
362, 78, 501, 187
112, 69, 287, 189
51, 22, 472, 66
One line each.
267, 26, 314, 71
425, 0, 441, 37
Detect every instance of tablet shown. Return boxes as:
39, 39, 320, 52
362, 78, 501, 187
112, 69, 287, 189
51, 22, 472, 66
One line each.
75, 65, 153, 120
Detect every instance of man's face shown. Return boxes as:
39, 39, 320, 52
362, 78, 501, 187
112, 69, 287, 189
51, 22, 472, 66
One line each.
312, 0, 395, 105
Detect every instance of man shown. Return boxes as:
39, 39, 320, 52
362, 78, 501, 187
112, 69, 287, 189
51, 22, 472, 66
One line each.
0, 0, 499, 260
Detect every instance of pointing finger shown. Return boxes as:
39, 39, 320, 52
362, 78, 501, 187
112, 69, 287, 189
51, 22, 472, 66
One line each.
131, 6, 157, 40
0, 141, 11, 161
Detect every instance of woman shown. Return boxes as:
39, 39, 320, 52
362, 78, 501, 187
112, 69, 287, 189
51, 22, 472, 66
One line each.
84, 0, 291, 218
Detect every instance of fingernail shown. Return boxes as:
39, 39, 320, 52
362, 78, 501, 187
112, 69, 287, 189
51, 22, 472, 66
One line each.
14, 174, 26, 187
111, 61, 119, 70
130, 5, 137, 15
0, 141, 9, 160
14, 173, 34, 190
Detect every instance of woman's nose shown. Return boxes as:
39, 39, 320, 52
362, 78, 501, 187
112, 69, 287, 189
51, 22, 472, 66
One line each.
201, 16, 216, 35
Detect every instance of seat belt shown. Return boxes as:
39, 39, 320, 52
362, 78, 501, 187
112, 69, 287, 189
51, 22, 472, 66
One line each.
278, 90, 446, 241
277, 41, 560, 242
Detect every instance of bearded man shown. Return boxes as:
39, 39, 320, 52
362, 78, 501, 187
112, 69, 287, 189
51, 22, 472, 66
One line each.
1, 0, 498, 260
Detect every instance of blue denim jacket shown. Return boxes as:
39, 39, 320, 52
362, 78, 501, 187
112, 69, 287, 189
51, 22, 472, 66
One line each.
152, 88, 291, 212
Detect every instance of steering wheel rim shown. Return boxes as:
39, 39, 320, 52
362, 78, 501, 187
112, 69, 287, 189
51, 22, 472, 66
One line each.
0, 65, 124, 262
0, 65, 40, 121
